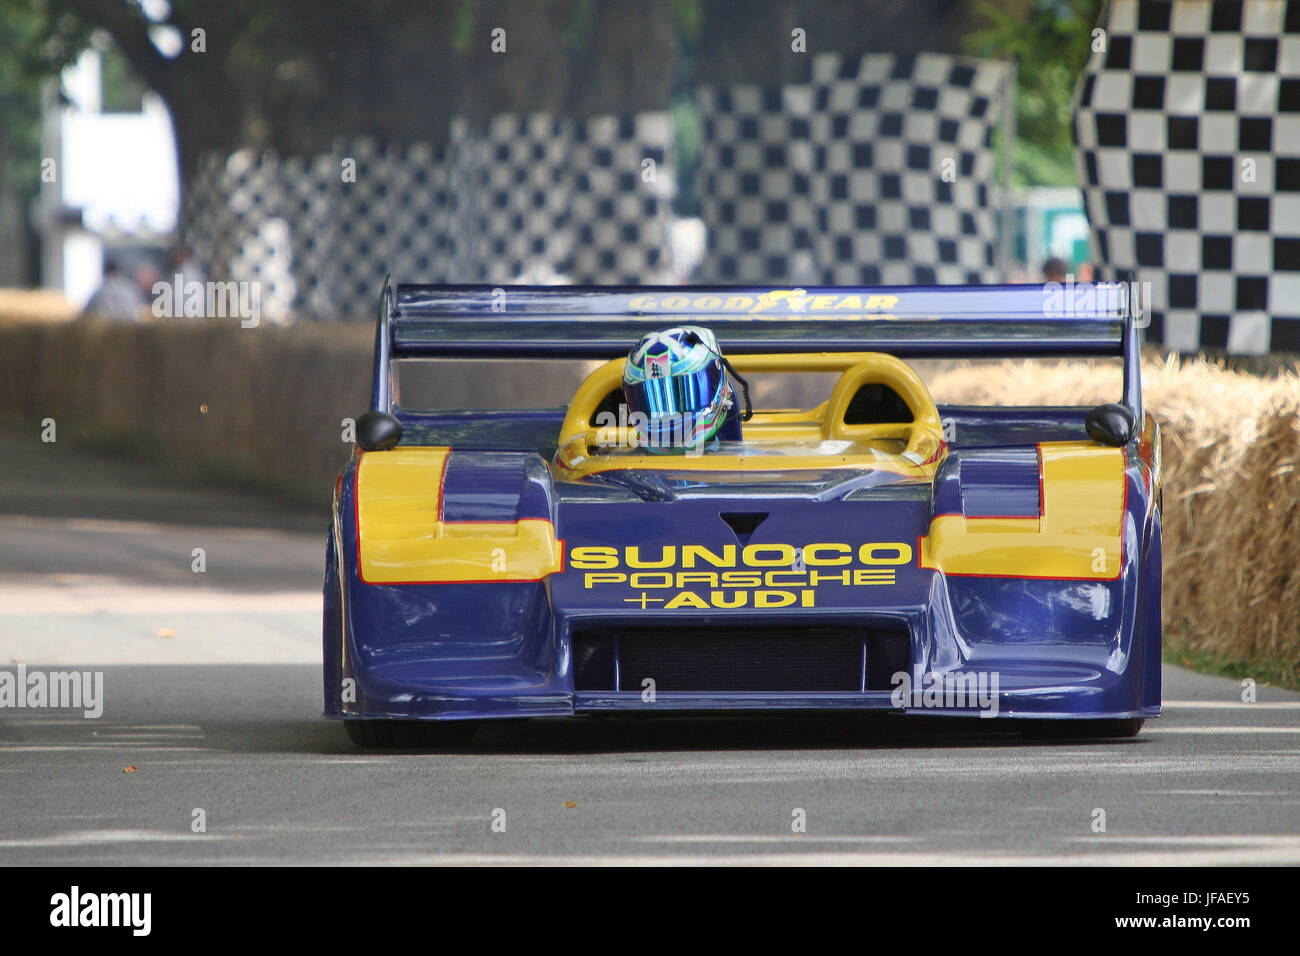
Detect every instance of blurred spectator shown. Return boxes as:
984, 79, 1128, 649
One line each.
1042, 257, 1068, 283
1075, 262, 1095, 282
82, 260, 144, 321
167, 245, 207, 290
135, 262, 160, 303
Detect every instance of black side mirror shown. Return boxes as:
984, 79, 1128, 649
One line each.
1084, 403, 1135, 447
356, 411, 403, 451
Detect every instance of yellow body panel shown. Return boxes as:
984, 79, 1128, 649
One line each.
919, 442, 1126, 579
356, 448, 562, 584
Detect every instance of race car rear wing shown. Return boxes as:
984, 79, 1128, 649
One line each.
369, 279, 1145, 422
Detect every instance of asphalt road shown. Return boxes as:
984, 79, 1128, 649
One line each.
1, 434, 1298, 865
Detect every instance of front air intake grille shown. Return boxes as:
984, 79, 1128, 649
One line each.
573, 626, 909, 693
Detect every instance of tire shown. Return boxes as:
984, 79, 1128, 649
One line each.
343, 718, 478, 749
1017, 717, 1145, 740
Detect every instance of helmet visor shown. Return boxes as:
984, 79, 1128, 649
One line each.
624, 361, 724, 420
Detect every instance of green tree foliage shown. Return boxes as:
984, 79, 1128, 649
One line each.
9, 0, 679, 189
965, 0, 1104, 185
3, 0, 1019, 214
0, 1, 91, 198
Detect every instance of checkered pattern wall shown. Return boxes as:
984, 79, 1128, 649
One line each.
185, 142, 457, 321
696, 52, 1012, 285
449, 114, 572, 284
1075, 0, 1300, 353
697, 85, 818, 283
185, 151, 299, 321
811, 52, 1010, 285
569, 114, 673, 284
183, 113, 673, 319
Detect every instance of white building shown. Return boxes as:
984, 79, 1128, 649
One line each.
35, 45, 179, 308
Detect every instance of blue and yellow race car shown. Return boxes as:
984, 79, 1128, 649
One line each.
323, 282, 1162, 745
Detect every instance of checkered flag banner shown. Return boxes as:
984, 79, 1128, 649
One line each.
569, 113, 673, 285
448, 114, 574, 285
1075, 0, 1300, 353
696, 52, 1011, 285
185, 140, 459, 321
697, 85, 818, 283
183, 113, 673, 319
183, 150, 297, 322
812, 52, 1011, 285
331, 139, 458, 318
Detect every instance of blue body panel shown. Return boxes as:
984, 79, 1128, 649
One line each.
325, 283, 1160, 726
323, 416, 1162, 723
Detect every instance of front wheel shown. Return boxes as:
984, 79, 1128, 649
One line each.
1017, 717, 1145, 740
343, 718, 478, 749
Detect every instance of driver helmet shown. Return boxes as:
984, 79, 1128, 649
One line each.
622, 326, 741, 450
